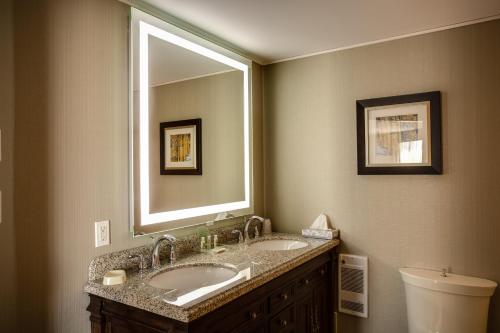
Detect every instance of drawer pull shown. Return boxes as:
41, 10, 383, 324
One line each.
250, 311, 257, 320
319, 269, 325, 276
280, 319, 288, 327
304, 279, 310, 285
280, 293, 288, 300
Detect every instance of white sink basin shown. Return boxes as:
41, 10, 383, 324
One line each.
149, 265, 237, 292
249, 239, 308, 251
148, 265, 248, 306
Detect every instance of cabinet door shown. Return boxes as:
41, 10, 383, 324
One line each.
269, 305, 295, 333
295, 294, 314, 333
313, 282, 330, 333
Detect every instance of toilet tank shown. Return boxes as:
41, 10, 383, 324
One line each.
400, 268, 497, 333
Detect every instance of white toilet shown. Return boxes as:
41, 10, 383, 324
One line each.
400, 268, 497, 333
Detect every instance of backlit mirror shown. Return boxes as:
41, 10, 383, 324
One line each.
130, 8, 253, 235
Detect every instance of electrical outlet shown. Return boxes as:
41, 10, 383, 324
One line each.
95, 220, 110, 247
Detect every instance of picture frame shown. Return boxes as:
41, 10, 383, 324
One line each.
160, 118, 202, 175
356, 91, 442, 175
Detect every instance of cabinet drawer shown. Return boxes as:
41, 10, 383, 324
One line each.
106, 316, 166, 333
296, 263, 328, 296
269, 283, 294, 314
231, 318, 267, 333
269, 305, 295, 333
198, 297, 267, 333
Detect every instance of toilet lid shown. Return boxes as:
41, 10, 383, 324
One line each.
399, 268, 497, 297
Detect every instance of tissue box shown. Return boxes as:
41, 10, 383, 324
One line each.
301, 228, 339, 240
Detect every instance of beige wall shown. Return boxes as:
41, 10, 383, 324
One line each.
0, 0, 17, 330
13, 1, 145, 331
148, 71, 245, 213
263, 19, 500, 332
252, 62, 265, 220
10, 0, 263, 331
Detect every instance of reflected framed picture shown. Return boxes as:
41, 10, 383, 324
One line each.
160, 118, 202, 175
356, 91, 442, 175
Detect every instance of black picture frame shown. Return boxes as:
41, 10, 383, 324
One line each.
356, 91, 442, 175
160, 118, 202, 175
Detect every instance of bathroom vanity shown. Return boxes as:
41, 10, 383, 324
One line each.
85, 234, 339, 333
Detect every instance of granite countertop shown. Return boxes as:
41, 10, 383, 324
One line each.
84, 233, 339, 322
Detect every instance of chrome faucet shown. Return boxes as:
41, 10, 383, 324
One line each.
244, 215, 265, 242
151, 234, 177, 269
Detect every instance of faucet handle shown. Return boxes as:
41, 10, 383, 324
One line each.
232, 230, 244, 243
128, 254, 147, 271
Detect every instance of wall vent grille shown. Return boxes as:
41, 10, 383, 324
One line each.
341, 300, 364, 313
339, 254, 368, 318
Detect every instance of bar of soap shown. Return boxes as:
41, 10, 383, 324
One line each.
103, 270, 127, 286
211, 247, 227, 254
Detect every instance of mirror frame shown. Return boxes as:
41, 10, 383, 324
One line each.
129, 8, 253, 233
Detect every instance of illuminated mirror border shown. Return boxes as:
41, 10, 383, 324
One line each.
131, 8, 252, 227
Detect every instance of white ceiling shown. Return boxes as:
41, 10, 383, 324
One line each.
144, 0, 500, 64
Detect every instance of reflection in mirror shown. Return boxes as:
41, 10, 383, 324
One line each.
131, 9, 252, 235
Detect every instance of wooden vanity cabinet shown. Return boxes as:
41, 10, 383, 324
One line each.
88, 249, 337, 333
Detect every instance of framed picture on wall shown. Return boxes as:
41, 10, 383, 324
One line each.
160, 118, 202, 175
356, 91, 442, 175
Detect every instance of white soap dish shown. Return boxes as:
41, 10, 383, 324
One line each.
103, 270, 127, 286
